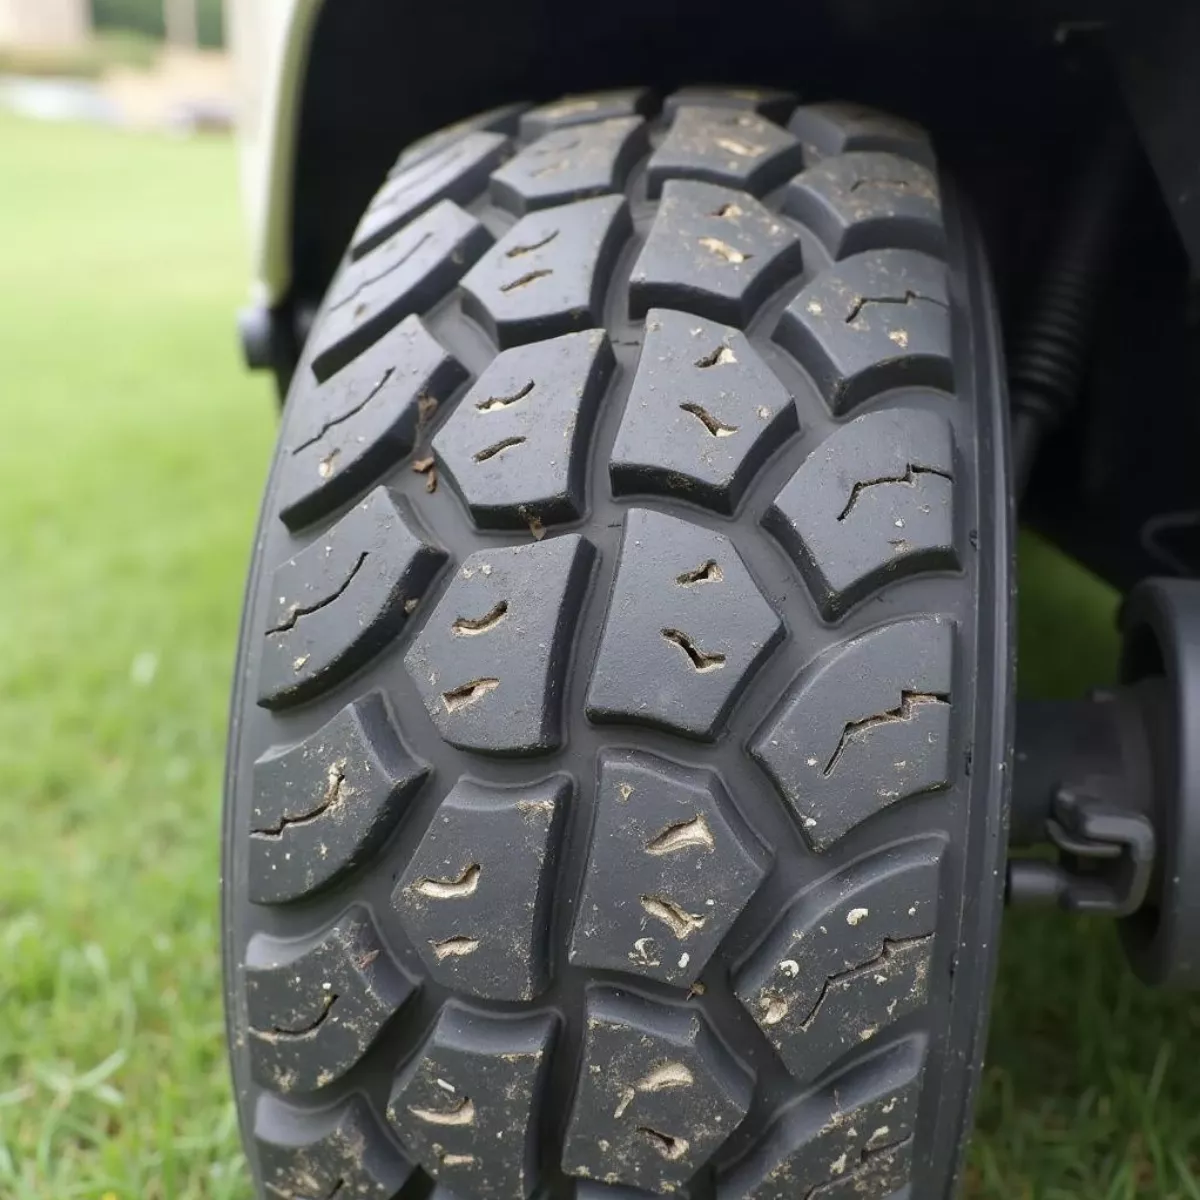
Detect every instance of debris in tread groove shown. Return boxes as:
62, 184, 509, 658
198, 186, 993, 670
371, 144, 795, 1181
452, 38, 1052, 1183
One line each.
441, 677, 501, 712
645, 815, 716, 855
661, 628, 727, 672
641, 894, 708, 939
474, 436, 527, 462
505, 230, 560, 258
476, 380, 535, 411
679, 402, 738, 437
430, 935, 482, 961
452, 601, 509, 636
694, 344, 737, 367
414, 863, 482, 899
676, 559, 724, 585
408, 1095, 477, 1124
697, 236, 751, 264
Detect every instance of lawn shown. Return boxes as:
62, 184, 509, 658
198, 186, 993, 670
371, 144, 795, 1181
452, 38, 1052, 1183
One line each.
0, 113, 1197, 1199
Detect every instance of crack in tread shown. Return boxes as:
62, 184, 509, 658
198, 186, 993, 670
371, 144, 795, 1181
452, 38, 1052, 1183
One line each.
807, 1135, 914, 1199
452, 601, 509, 635
252, 760, 347, 838
836, 463, 952, 521
824, 691, 949, 777
473, 436, 527, 462
291, 370, 396, 455
267, 553, 368, 635
844, 288, 948, 324
797, 935, 931, 1030
331, 233, 433, 312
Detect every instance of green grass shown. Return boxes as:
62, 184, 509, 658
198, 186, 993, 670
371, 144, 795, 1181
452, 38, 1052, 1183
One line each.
0, 111, 1197, 1199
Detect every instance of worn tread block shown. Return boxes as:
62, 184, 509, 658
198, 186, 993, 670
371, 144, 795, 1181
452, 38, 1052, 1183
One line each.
765, 409, 958, 619
250, 692, 429, 905
405, 535, 594, 754
394, 774, 570, 999
664, 86, 797, 123
587, 509, 782, 741
783, 151, 945, 261
387, 1004, 556, 1200
788, 101, 935, 168
394, 102, 530, 173
630, 181, 803, 328
434, 329, 614, 530
246, 907, 413, 1094
570, 749, 767, 987
520, 87, 657, 139
491, 117, 649, 214
353, 131, 512, 260
610, 309, 797, 513
562, 988, 752, 1192
311, 201, 492, 382
462, 194, 630, 348
647, 106, 805, 199
717, 1040, 924, 1200
773, 249, 952, 414
255, 1093, 413, 1200
751, 617, 954, 850
258, 487, 446, 710
280, 316, 466, 531
734, 841, 941, 1083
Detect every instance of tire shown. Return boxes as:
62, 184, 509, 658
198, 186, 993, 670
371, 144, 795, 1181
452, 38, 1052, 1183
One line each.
223, 86, 1013, 1200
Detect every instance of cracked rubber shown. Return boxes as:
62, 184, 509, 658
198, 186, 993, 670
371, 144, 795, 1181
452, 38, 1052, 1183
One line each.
225, 89, 1012, 1200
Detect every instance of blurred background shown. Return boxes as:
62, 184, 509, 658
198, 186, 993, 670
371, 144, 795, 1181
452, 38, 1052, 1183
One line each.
1, 3, 1199, 1197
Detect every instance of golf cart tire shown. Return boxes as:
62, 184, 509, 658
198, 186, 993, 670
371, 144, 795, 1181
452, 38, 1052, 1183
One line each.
223, 87, 1013, 1200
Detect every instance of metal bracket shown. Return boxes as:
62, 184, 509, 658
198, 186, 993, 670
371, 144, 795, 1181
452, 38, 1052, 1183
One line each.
1008, 787, 1156, 917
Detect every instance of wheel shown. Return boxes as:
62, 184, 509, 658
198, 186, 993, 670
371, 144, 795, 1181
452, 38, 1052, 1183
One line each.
223, 85, 1013, 1200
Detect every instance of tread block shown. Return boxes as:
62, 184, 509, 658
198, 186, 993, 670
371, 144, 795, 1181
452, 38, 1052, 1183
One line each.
717, 1039, 923, 1200
562, 988, 752, 1193
491, 117, 649, 214
610, 308, 797, 514
734, 841, 941, 1083
394, 101, 529, 173
405, 535, 594, 754
782, 151, 945, 261
386, 1004, 556, 1200
569, 749, 768, 987
461, 194, 630, 348
787, 101, 935, 168
311, 201, 491, 382
587, 509, 782, 741
255, 1093, 413, 1200
647, 106, 804, 199
258, 487, 446, 710
280, 315, 467, 531
520, 88, 657, 139
352, 131, 512, 260
630, 181, 803, 327
250, 692, 429, 905
394, 774, 570, 1000
772, 249, 953, 414
246, 907, 413, 1094
751, 617, 954, 850
664, 86, 797, 124
433, 328, 614, 530
764, 409, 958, 619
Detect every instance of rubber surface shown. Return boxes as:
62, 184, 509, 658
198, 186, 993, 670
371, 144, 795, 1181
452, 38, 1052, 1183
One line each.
224, 86, 1013, 1200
